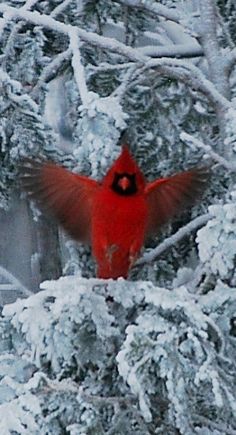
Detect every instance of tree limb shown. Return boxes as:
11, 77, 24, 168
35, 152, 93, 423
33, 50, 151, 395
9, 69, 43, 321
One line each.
138, 43, 203, 58
136, 213, 211, 266
68, 27, 90, 105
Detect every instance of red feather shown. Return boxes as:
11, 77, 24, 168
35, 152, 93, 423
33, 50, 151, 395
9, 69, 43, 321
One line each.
145, 167, 209, 238
20, 148, 209, 279
20, 160, 98, 243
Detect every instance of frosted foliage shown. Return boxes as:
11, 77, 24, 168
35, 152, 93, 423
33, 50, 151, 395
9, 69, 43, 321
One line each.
117, 283, 236, 433
0, 276, 235, 434
3, 277, 117, 371
197, 202, 236, 282
74, 92, 127, 178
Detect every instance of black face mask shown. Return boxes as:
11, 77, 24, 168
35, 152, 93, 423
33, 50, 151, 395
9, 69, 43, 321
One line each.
112, 172, 137, 196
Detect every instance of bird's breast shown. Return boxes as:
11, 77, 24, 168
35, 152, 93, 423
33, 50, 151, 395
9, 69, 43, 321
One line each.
92, 189, 148, 242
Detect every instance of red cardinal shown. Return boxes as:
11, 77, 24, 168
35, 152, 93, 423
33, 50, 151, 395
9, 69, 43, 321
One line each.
20, 147, 208, 279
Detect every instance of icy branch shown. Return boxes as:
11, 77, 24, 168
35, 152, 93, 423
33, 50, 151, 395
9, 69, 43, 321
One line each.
137, 213, 211, 266
68, 27, 90, 105
180, 131, 236, 172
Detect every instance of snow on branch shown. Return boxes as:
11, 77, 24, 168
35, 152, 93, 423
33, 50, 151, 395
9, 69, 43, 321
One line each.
136, 213, 211, 266
180, 131, 236, 172
0, 4, 148, 63
0, 0, 39, 54
0, 4, 205, 66
68, 27, 90, 105
0, 3, 231, 115
138, 43, 203, 59
50, 0, 74, 19
31, 48, 72, 99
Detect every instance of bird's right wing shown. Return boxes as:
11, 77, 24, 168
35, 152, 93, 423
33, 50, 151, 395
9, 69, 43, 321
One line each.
20, 159, 99, 243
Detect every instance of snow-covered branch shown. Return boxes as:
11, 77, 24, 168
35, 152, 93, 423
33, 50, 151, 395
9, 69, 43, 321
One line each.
0, 3, 231, 116
138, 43, 203, 58
137, 213, 211, 266
181, 131, 236, 172
50, 0, 74, 19
68, 27, 90, 105
0, 4, 148, 63
0, 0, 38, 34
115, 0, 180, 23
145, 58, 232, 111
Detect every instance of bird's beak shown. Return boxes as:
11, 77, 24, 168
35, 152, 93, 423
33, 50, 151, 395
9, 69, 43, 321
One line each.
118, 176, 130, 191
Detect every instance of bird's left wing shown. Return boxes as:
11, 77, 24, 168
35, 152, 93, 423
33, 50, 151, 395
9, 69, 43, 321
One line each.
20, 159, 99, 243
145, 167, 209, 238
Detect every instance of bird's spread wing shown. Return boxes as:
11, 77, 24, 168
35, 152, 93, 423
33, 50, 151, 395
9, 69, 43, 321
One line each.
20, 159, 99, 243
145, 167, 209, 238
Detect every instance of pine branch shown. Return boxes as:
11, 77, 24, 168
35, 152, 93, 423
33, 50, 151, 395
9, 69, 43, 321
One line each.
0, 5, 205, 63
39, 376, 150, 432
40, 376, 136, 407
136, 213, 211, 266
115, 0, 180, 23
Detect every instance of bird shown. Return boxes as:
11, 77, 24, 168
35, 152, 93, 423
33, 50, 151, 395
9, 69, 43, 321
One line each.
20, 146, 209, 279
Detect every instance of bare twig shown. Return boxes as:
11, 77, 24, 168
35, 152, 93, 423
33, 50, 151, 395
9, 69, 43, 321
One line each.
0, 265, 32, 297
